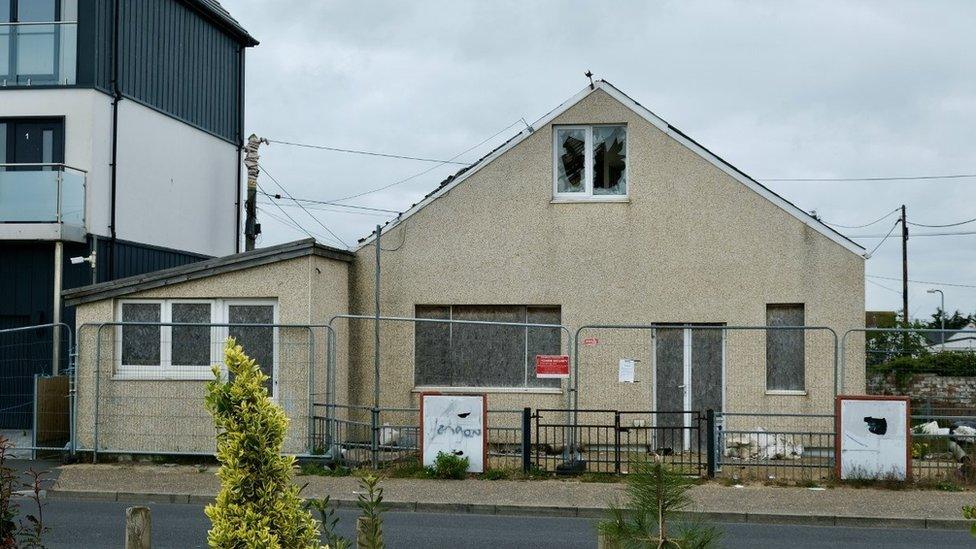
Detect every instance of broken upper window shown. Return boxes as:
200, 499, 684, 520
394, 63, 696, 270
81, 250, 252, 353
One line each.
553, 125, 626, 199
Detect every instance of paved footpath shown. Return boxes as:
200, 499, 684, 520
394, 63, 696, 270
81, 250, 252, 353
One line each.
45, 463, 975, 530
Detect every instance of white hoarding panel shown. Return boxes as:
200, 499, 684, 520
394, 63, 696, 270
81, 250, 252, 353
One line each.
837, 396, 910, 480
421, 394, 486, 473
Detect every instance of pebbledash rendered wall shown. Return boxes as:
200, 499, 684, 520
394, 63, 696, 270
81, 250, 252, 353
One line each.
73, 254, 349, 455
345, 88, 866, 429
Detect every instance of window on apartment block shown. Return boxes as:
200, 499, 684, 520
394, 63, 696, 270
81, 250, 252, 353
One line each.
116, 299, 277, 393
414, 305, 562, 389
765, 304, 805, 392
554, 125, 627, 199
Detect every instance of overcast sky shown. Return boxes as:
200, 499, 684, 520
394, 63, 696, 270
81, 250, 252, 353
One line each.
222, 0, 976, 319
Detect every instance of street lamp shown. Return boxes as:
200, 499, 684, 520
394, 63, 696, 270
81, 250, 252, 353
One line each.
927, 288, 945, 349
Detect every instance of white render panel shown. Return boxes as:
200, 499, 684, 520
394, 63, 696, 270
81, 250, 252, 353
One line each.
0, 88, 113, 237
114, 100, 239, 256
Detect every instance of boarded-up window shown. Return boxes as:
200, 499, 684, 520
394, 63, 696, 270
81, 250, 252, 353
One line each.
414, 305, 561, 388
766, 304, 805, 391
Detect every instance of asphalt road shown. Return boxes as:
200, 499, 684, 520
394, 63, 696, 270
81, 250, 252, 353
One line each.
25, 499, 975, 548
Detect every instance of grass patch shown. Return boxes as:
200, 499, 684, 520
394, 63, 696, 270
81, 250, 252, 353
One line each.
297, 461, 351, 477
577, 472, 624, 483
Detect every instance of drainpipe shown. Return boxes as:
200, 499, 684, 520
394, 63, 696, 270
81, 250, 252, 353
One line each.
234, 44, 245, 253
107, 0, 122, 280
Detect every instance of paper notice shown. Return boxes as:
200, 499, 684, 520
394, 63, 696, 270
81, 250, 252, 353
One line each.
618, 359, 636, 383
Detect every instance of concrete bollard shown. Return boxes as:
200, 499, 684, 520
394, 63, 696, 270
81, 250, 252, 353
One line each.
125, 506, 152, 549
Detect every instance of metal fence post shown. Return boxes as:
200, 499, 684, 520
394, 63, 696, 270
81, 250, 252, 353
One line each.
521, 407, 532, 473
69, 337, 78, 456
613, 411, 621, 474
370, 407, 380, 470
705, 409, 716, 479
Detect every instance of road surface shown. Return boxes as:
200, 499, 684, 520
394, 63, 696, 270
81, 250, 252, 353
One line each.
31, 499, 973, 548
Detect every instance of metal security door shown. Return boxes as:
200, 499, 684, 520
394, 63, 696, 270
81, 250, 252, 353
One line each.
653, 326, 724, 452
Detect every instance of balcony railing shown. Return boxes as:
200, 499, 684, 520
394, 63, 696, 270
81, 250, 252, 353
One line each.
0, 164, 86, 239
1, 21, 77, 86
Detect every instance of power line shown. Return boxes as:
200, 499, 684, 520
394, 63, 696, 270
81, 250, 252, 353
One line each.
266, 139, 471, 165
850, 229, 976, 238
907, 216, 976, 228
761, 173, 976, 182
867, 274, 976, 290
258, 162, 349, 248
820, 207, 900, 229
866, 278, 902, 295
865, 220, 900, 257
257, 190, 400, 214
254, 182, 317, 242
326, 119, 527, 204
258, 206, 331, 242
257, 199, 395, 218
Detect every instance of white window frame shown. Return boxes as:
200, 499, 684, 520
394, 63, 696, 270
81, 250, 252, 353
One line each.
552, 124, 629, 202
114, 298, 278, 389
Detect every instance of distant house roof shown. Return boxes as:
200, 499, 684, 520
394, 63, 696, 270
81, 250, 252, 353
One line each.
357, 80, 865, 257
63, 239, 351, 306
187, 0, 259, 46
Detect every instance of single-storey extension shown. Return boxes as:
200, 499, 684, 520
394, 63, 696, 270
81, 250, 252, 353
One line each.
65, 80, 866, 455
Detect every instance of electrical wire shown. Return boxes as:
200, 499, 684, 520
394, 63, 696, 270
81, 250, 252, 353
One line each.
257, 190, 400, 214
257, 199, 395, 218
820, 207, 900, 229
265, 139, 470, 165
258, 162, 349, 248
258, 206, 331, 242
254, 183, 317, 241
866, 278, 902, 295
906, 216, 976, 228
867, 274, 976, 290
865, 220, 901, 257
325, 119, 528, 204
850, 229, 976, 238
761, 173, 976, 182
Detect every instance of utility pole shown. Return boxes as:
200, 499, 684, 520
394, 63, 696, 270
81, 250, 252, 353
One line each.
243, 134, 268, 251
901, 205, 909, 326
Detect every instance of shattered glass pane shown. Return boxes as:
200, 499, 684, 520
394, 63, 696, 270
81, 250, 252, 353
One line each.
121, 303, 161, 366
556, 128, 586, 193
593, 126, 626, 195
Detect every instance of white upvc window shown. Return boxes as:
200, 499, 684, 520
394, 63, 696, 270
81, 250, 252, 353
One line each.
553, 124, 628, 201
115, 299, 278, 393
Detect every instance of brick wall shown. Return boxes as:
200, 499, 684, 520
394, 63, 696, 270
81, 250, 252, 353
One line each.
868, 372, 976, 412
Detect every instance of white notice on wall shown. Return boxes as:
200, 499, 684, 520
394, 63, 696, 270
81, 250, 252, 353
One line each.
838, 397, 909, 480
618, 359, 636, 383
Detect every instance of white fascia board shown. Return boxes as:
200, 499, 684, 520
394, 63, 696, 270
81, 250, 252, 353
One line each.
594, 82, 866, 258
355, 84, 601, 250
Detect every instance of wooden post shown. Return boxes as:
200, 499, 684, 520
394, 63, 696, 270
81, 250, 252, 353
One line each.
125, 506, 151, 549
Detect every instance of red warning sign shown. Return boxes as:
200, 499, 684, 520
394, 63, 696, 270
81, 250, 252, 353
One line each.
535, 355, 570, 378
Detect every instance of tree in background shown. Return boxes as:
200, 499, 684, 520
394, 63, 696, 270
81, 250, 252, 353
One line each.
205, 339, 324, 549
927, 309, 974, 331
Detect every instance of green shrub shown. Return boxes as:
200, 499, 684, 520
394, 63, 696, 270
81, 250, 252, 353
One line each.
204, 339, 324, 549
427, 452, 469, 480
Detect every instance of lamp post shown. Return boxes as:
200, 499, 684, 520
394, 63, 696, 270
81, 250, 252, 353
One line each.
927, 288, 945, 350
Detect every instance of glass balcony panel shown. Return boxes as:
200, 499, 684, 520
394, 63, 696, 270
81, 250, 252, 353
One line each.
60, 168, 85, 225
0, 166, 85, 226
0, 22, 76, 86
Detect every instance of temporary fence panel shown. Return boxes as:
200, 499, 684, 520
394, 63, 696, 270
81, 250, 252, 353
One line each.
322, 314, 572, 465
0, 323, 73, 456
77, 322, 314, 458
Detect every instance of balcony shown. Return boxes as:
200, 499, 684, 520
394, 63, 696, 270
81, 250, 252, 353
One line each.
0, 164, 86, 241
1, 21, 77, 86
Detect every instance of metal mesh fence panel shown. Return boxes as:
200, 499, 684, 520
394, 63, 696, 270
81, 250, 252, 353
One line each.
0, 323, 72, 456
717, 412, 834, 482
78, 323, 313, 457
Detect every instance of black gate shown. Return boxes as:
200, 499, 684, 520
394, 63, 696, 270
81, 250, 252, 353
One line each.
533, 409, 709, 476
